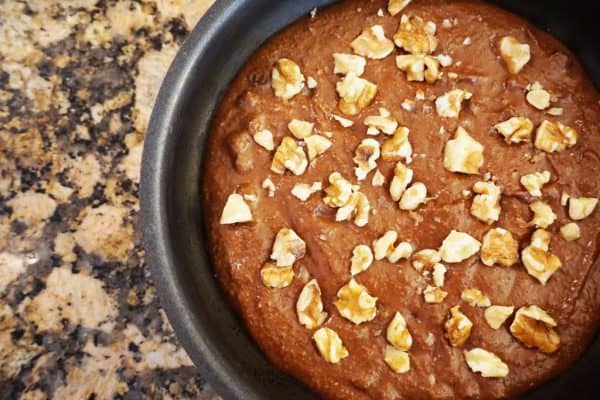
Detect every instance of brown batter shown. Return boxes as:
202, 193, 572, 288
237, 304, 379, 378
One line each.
201, 0, 600, 398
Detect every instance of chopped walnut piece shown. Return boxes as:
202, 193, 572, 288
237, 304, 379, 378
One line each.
526, 83, 551, 110
439, 230, 481, 263
270, 228, 306, 267
332, 113, 354, 127
288, 119, 314, 139
389, 242, 413, 263
296, 279, 328, 329
305, 135, 332, 161
262, 177, 276, 197
471, 181, 501, 224
423, 285, 448, 304
336, 191, 371, 227
432, 263, 447, 287
389, 162, 414, 201
271, 137, 308, 176
444, 306, 473, 347
480, 228, 519, 267
306, 76, 317, 89
350, 244, 374, 275
560, 222, 581, 241
510, 305, 560, 353
373, 230, 397, 260
351, 25, 395, 59
324, 172, 354, 207
484, 305, 514, 329
333, 53, 367, 76
384, 346, 410, 373
412, 249, 441, 272
336, 72, 378, 115
364, 108, 398, 135
568, 197, 598, 220
393, 15, 438, 55
260, 263, 294, 288
372, 169, 385, 186
253, 129, 275, 151
220, 193, 253, 224
399, 182, 427, 211
395, 54, 440, 83
334, 278, 378, 324
271, 58, 305, 100
291, 182, 322, 201
463, 348, 509, 378
520, 171, 550, 197
534, 120, 578, 153
313, 327, 349, 363
547, 107, 563, 116
401, 99, 417, 112
494, 116, 534, 144
354, 138, 381, 180
436, 53, 453, 67
443, 127, 484, 175
388, 0, 411, 16
499, 36, 530, 74
382, 127, 413, 162
560, 192, 570, 206
435, 89, 472, 119
529, 200, 557, 228
521, 229, 562, 285
387, 312, 413, 351
461, 288, 491, 308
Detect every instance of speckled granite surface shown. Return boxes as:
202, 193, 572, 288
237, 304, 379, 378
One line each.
0, 1, 220, 398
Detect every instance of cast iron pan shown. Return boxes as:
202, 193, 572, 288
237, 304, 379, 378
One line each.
140, 1, 600, 399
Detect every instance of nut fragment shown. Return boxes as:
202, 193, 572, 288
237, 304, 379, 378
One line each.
484, 305, 514, 329
220, 193, 253, 224
288, 119, 314, 139
262, 177, 276, 197
354, 138, 381, 180
399, 182, 427, 211
333, 53, 367, 76
332, 113, 354, 127
261, 263, 294, 288
351, 25, 395, 59
444, 306, 473, 347
350, 244, 374, 275
432, 263, 447, 287
526, 83, 551, 110
520, 171, 550, 197
389, 162, 414, 201
296, 279, 328, 329
372, 169, 385, 186
388, 0, 412, 16
534, 120, 578, 153
253, 129, 275, 151
471, 181, 501, 224
393, 15, 438, 55
324, 172, 354, 207
382, 127, 413, 162
568, 197, 598, 220
521, 229, 561, 285
270, 228, 306, 267
395, 54, 440, 83
336, 191, 371, 227
463, 348, 509, 378
336, 72, 378, 115
435, 89, 472, 118
271, 58, 305, 100
291, 182, 322, 201
384, 346, 410, 373
443, 127, 484, 174
439, 230, 481, 263
423, 285, 448, 304
271, 137, 308, 176
499, 36, 531, 74
313, 327, 349, 363
305, 135, 333, 161
461, 288, 491, 308
364, 108, 398, 135
560, 222, 581, 241
436, 53, 453, 67
411, 249, 441, 272
480, 228, 519, 267
510, 305, 560, 353
373, 230, 397, 260
334, 278, 378, 324
387, 312, 413, 351
494, 116, 533, 144
529, 201, 556, 228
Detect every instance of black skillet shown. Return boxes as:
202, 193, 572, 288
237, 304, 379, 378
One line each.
140, 1, 600, 398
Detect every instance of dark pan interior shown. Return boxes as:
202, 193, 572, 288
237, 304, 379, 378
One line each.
140, 1, 600, 399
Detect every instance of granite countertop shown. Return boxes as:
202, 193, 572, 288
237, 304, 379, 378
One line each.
0, 1, 220, 398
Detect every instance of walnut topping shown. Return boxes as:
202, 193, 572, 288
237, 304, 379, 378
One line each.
484, 305, 514, 329
332, 113, 354, 127
220, 193, 253, 224
271, 137, 308, 176
547, 107, 563, 116
393, 15, 438, 55
351, 25, 395, 59
494, 116, 534, 144
333, 53, 367, 76
436, 53, 453, 67
480, 228, 519, 267
411, 249, 441, 272
435, 89, 472, 118
471, 181, 501, 224
354, 138, 381, 180
499, 36, 531, 74
306, 76, 317, 89
520, 171, 550, 197
296, 279, 328, 329
560, 222, 581, 241
384, 345, 410, 373
388, 0, 412, 16
260, 263, 294, 288
288, 119, 314, 139
568, 197, 598, 220
373, 231, 413, 262
423, 285, 448, 304
324, 172, 355, 207
313, 327, 349, 363
270, 228, 306, 267
529, 201, 557, 228
444, 306, 473, 347
439, 230, 481, 263
336, 72, 378, 115
395, 54, 440, 83
336, 191, 371, 227
350, 244, 374, 275
399, 182, 427, 211
521, 229, 562, 285
389, 162, 414, 201
526, 82, 551, 110
382, 127, 413, 162
271, 58, 305, 100
461, 288, 491, 308
463, 348, 509, 378
305, 135, 333, 161
291, 182, 322, 201
253, 129, 275, 151
334, 278, 378, 324
372, 169, 385, 186
401, 99, 417, 112
387, 312, 413, 351
510, 305, 560, 353
534, 120, 578, 153
364, 108, 398, 135
443, 127, 484, 175
432, 263, 447, 287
